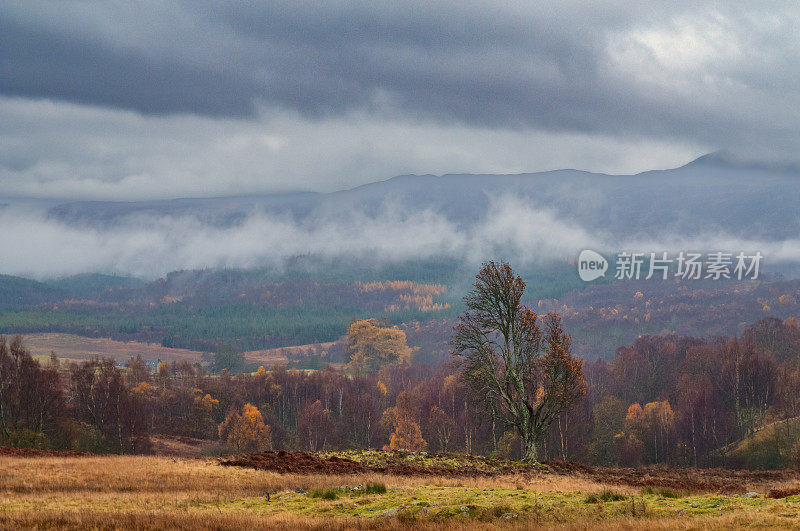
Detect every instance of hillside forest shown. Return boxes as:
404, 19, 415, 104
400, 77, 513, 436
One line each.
3, 263, 800, 470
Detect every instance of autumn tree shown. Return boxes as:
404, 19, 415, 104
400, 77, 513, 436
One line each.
297, 399, 333, 451
642, 401, 676, 463
69, 358, 150, 453
451, 261, 586, 462
346, 319, 413, 373
189, 391, 220, 439
381, 391, 428, 452
429, 405, 455, 452
125, 355, 151, 387
621, 401, 675, 464
213, 345, 245, 373
383, 415, 427, 452
0, 336, 63, 447
720, 338, 776, 439
613, 430, 644, 466
588, 395, 627, 465
218, 403, 272, 452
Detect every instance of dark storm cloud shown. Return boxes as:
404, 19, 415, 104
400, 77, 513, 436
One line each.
0, 9, 256, 117
7, 2, 602, 123
2, 1, 797, 148
1, 1, 799, 202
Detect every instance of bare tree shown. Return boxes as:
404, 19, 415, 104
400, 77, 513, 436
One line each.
451, 261, 586, 462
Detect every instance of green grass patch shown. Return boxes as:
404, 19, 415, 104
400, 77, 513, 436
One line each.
309, 482, 387, 501
585, 490, 627, 503
207, 483, 797, 525
310, 488, 339, 500
316, 449, 542, 474
641, 486, 687, 499
363, 482, 387, 495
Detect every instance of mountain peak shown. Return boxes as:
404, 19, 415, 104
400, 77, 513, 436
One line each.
684, 151, 800, 174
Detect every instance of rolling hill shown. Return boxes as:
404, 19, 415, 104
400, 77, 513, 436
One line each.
40, 152, 800, 242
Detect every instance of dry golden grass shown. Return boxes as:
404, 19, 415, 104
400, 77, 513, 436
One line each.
23, 333, 204, 363
243, 341, 338, 367
0, 455, 628, 495
23, 332, 336, 369
1, 455, 799, 529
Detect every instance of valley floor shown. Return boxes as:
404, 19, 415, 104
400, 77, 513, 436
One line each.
1, 453, 800, 529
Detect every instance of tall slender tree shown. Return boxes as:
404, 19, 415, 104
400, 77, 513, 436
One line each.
451, 261, 586, 462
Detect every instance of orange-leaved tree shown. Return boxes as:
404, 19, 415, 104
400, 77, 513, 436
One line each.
218, 403, 271, 452
381, 391, 427, 452
189, 390, 220, 439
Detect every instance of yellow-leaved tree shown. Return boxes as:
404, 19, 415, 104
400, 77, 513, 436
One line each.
621, 401, 675, 464
189, 390, 220, 439
346, 318, 413, 373
218, 403, 272, 452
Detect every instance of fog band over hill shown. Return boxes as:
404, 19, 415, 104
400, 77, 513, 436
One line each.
0, 195, 798, 279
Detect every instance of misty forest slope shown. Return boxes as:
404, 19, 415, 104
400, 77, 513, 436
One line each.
2, 153, 800, 360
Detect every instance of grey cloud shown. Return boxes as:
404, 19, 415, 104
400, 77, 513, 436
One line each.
0, 10, 256, 117
0, 96, 699, 199
2, 1, 799, 153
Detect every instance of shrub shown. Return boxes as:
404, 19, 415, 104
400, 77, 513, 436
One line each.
491, 430, 521, 461
641, 486, 685, 498
586, 490, 627, 503
0, 428, 49, 449
364, 482, 387, 495
310, 488, 339, 500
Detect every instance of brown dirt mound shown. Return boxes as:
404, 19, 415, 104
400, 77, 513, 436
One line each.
220, 450, 536, 477
221, 450, 370, 475
0, 446, 93, 457
219, 450, 505, 477
767, 486, 800, 498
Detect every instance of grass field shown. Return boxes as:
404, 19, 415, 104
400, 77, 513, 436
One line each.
2, 453, 800, 529
17, 332, 304, 367
20, 333, 206, 363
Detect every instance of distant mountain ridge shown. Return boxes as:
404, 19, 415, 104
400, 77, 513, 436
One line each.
36, 153, 800, 241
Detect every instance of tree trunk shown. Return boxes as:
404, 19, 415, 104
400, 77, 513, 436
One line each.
559, 414, 568, 461
491, 403, 497, 453
522, 431, 538, 462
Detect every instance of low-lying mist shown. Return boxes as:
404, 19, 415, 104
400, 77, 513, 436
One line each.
1, 196, 798, 280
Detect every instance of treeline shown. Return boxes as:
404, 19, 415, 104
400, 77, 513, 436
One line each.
0, 261, 591, 352
551, 276, 800, 359
0, 280, 456, 351
0, 334, 477, 455
3, 316, 800, 468
573, 316, 800, 469
0, 336, 149, 452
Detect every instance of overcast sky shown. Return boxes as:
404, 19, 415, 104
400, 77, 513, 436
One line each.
2, 1, 798, 200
